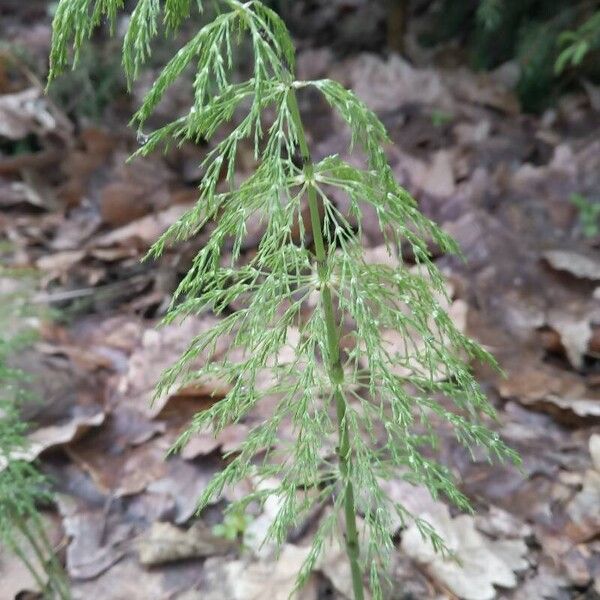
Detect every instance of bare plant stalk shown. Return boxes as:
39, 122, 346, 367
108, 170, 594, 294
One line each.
287, 89, 364, 600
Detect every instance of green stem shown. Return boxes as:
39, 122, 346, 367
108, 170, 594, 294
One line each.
29, 515, 71, 600
287, 88, 365, 600
4, 530, 48, 594
14, 512, 70, 600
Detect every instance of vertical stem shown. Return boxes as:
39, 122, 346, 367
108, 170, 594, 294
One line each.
13, 512, 70, 600
4, 531, 48, 594
287, 88, 365, 600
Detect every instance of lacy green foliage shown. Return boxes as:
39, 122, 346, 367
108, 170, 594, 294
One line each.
556, 10, 600, 74
429, 0, 600, 112
0, 270, 70, 599
49, 2, 518, 597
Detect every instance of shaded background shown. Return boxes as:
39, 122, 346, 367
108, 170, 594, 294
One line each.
1, 1, 600, 598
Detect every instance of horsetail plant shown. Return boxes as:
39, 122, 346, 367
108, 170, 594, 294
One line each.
49, 2, 519, 598
0, 269, 70, 599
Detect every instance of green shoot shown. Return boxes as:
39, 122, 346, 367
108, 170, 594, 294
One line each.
212, 506, 254, 542
569, 192, 600, 238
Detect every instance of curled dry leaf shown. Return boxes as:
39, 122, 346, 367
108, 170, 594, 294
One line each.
147, 457, 221, 524
341, 54, 450, 114
411, 149, 457, 198
138, 520, 233, 565
543, 250, 600, 281
401, 502, 528, 600
497, 361, 600, 422
64, 509, 135, 580
36, 250, 87, 275
65, 427, 169, 497
180, 423, 250, 459
27, 410, 105, 455
542, 312, 594, 371
70, 557, 202, 600
92, 204, 193, 251
0, 410, 105, 470
199, 544, 319, 600
566, 435, 600, 542
117, 315, 231, 419
0, 87, 57, 139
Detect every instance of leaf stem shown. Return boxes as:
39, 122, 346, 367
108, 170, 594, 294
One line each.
286, 88, 365, 600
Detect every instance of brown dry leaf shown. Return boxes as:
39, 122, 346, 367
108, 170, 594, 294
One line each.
511, 564, 568, 600
0, 410, 106, 468
566, 435, 600, 542
341, 54, 450, 113
401, 501, 528, 600
70, 557, 203, 600
64, 509, 134, 580
116, 315, 230, 419
65, 421, 168, 497
35, 341, 116, 372
443, 67, 521, 114
411, 149, 457, 198
318, 542, 371, 600
58, 127, 115, 207
199, 545, 319, 600
545, 312, 593, 370
497, 360, 600, 421
543, 250, 600, 281
36, 250, 87, 274
92, 204, 192, 250
99, 156, 175, 227
0, 87, 57, 139
49, 207, 103, 251
147, 457, 221, 524
181, 423, 250, 459
137, 520, 233, 565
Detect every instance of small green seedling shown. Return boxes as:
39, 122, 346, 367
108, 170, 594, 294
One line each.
570, 193, 600, 238
212, 506, 254, 542
430, 109, 454, 128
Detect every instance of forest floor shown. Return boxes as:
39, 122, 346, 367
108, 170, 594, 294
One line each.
1, 3, 600, 600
